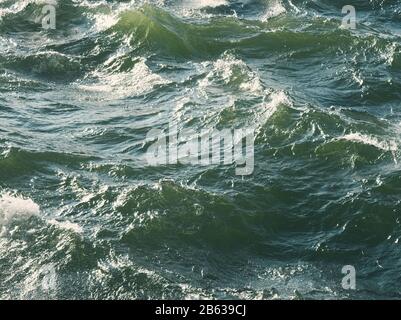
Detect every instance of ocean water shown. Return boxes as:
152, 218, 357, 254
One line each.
1, 0, 401, 300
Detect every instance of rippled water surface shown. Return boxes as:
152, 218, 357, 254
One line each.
1, 0, 401, 299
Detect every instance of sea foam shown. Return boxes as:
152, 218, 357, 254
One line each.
0, 192, 40, 232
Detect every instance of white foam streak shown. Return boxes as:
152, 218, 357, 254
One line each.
339, 133, 398, 152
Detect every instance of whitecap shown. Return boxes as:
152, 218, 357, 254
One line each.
260, 0, 286, 21
198, 53, 264, 94
261, 90, 291, 119
0, 192, 39, 233
184, 0, 228, 10
77, 58, 170, 100
339, 133, 398, 152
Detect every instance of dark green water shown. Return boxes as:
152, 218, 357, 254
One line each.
1, 0, 401, 299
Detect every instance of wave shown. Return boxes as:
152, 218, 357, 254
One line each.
1, 0, 401, 300
2, 51, 83, 81
1, 2, 399, 87
0, 147, 98, 180
0, 189, 83, 235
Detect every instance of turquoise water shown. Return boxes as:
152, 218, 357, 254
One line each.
1, 0, 401, 299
